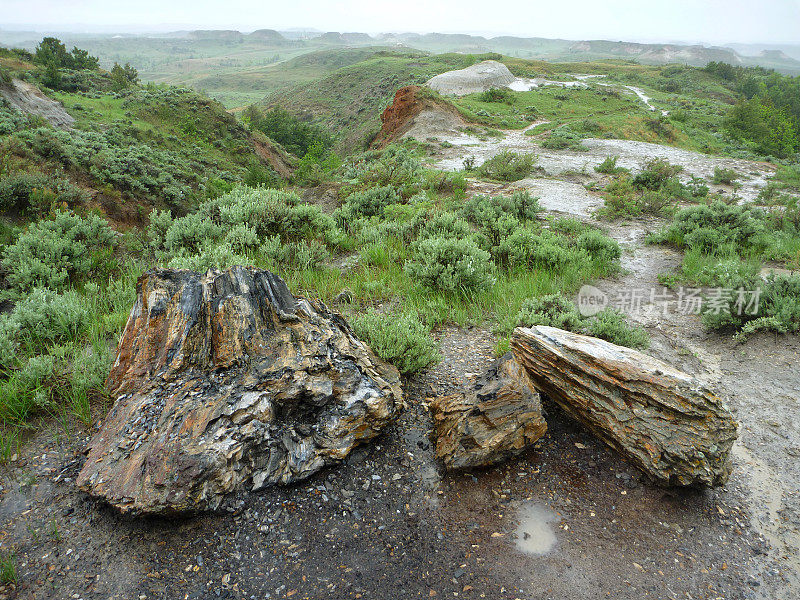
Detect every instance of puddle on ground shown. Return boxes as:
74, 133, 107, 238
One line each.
515, 501, 559, 555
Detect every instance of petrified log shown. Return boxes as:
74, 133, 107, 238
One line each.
511, 326, 738, 487
430, 354, 546, 470
77, 267, 403, 515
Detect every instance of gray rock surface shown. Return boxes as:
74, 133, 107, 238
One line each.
0, 78, 74, 128
426, 60, 516, 96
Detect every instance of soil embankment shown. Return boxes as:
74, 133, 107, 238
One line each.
0, 78, 74, 128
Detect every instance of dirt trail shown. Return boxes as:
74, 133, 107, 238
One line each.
424, 118, 800, 597
594, 221, 800, 600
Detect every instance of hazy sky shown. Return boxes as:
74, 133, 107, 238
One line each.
2, 0, 799, 44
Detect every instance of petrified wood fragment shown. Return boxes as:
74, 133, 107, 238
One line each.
512, 326, 737, 487
430, 354, 546, 470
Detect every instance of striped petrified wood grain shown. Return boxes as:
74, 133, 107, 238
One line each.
511, 326, 738, 487
77, 267, 402, 515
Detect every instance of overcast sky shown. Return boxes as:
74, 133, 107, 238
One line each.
2, 0, 799, 45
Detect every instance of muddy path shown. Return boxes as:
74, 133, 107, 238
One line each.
1, 124, 798, 600
594, 221, 800, 600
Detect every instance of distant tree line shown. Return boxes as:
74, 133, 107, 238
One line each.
705, 61, 800, 158
30, 37, 139, 92
243, 106, 332, 157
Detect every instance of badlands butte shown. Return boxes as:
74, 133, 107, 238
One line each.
0, 31, 799, 600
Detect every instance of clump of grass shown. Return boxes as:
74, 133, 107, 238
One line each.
477, 87, 514, 104
712, 166, 739, 185
631, 158, 683, 191
651, 199, 800, 339
351, 310, 441, 375
701, 274, 800, 340
583, 308, 650, 349
598, 158, 693, 219
594, 156, 628, 175
540, 126, 587, 151
0, 550, 18, 585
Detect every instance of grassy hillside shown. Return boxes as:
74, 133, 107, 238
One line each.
261, 50, 505, 151
0, 46, 288, 224
4, 29, 798, 108
257, 51, 780, 158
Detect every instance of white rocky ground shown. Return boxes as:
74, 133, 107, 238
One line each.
414, 121, 775, 205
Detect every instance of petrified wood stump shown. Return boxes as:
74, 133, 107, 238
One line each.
77, 267, 403, 514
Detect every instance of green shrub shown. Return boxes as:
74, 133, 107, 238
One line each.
499, 228, 590, 272
69, 343, 113, 422
155, 186, 340, 264
599, 174, 678, 218
583, 309, 650, 349
146, 208, 173, 251
594, 156, 627, 175
576, 229, 622, 269
416, 211, 475, 242
632, 159, 683, 191
686, 176, 709, 198
478, 87, 514, 104
261, 237, 330, 271
405, 236, 495, 295
243, 162, 280, 188
655, 201, 767, 253
0, 288, 89, 373
18, 354, 56, 392
163, 211, 223, 255
246, 106, 332, 157
515, 294, 585, 330
701, 274, 800, 339
541, 127, 587, 151
515, 295, 649, 349
0, 316, 21, 370
167, 241, 250, 272
338, 185, 401, 219
679, 249, 760, 287
477, 151, 536, 182
712, 167, 739, 185
423, 170, 467, 196
12, 288, 89, 347
1, 210, 118, 296
295, 141, 340, 185
459, 191, 540, 226
345, 145, 422, 192
0, 171, 90, 213
352, 310, 441, 374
